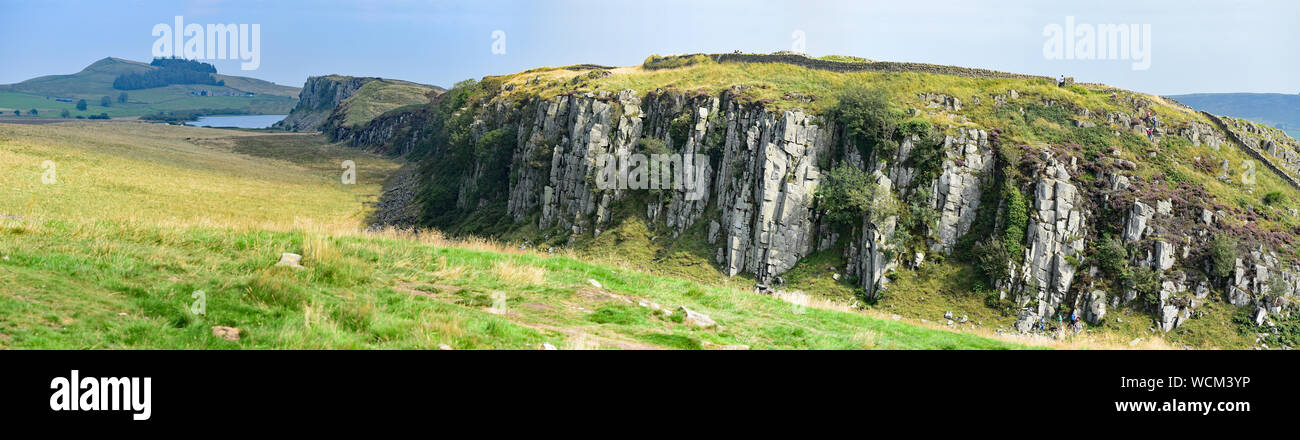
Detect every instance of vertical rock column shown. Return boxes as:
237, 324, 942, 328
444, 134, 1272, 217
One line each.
1018, 156, 1086, 329
851, 171, 897, 300
714, 109, 826, 282
930, 129, 992, 253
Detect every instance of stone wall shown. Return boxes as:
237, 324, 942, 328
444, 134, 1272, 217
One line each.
707, 53, 1058, 82
1202, 111, 1300, 190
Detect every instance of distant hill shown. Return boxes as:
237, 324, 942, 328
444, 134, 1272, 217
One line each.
0, 57, 299, 119
1167, 92, 1300, 139
275, 75, 441, 132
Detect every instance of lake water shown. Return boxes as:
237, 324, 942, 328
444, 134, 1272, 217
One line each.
185, 114, 287, 129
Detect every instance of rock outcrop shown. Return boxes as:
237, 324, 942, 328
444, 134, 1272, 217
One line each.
276, 75, 442, 156
1017, 155, 1085, 325
399, 64, 1300, 344
275, 75, 378, 132
496, 89, 833, 285
930, 129, 992, 252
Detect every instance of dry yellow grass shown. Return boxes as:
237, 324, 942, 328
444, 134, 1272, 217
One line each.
851, 331, 879, 350
494, 260, 546, 285
0, 121, 393, 229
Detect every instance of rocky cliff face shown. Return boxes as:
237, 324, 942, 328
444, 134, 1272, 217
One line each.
327, 105, 434, 156
274, 76, 378, 132
499, 89, 834, 283
409, 78, 1300, 344
278, 75, 442, 156
1013, 154, 1086, 330
426, 87, 1003, 293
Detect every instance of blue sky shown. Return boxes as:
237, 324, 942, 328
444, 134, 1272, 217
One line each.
1, 0, 1296, 95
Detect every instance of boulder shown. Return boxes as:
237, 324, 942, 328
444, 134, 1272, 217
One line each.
1014, 309, 1040, 333
679, 306, 716, 328
1123, 201, 1154, 243
1159, 304, 1181, 332
1156, 199, 1173, 216
211, 326, 240, 341
1084, 290, 1107, 324
1229, 286, 1251, 307
1154, 240, 1176, 271
275, 253, 304, 268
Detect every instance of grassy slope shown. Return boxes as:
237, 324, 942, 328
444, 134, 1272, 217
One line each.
0, 58, 298, 118
212, 74, 301, 97
0, 121, 1022, 349
338, 79, 439, 127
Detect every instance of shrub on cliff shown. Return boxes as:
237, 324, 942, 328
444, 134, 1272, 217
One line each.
1209, 233, 1239, 280
973, 238, 1010, 284
1091, 234, 1128, 277
1263, 191, 1284, 205
1002, 183, 1028, 257
635, 138, 669, 155
831, 86, 902, 161
475, 126, 517, 159
815, 164, 873, 226
1125, 266, 1163, 309
668, 111, 692, 149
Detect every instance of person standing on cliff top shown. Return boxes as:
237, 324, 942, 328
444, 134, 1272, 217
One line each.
1058, 75, 1065, 87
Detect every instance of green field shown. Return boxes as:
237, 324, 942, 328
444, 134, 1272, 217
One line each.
0, 57, 298, 119
0, 121, 1027, 349
0, 89, 295, 119
338, 80, 437, 127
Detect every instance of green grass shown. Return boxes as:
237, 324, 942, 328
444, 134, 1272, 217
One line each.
0, 217, 1030, 349
0, 57, 297, 119
339, 80, 436, 127
1164, 300, 1254, 349
876, 262, 1017, 331
0, 89, 295, 119
0, 121, 1026, 349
